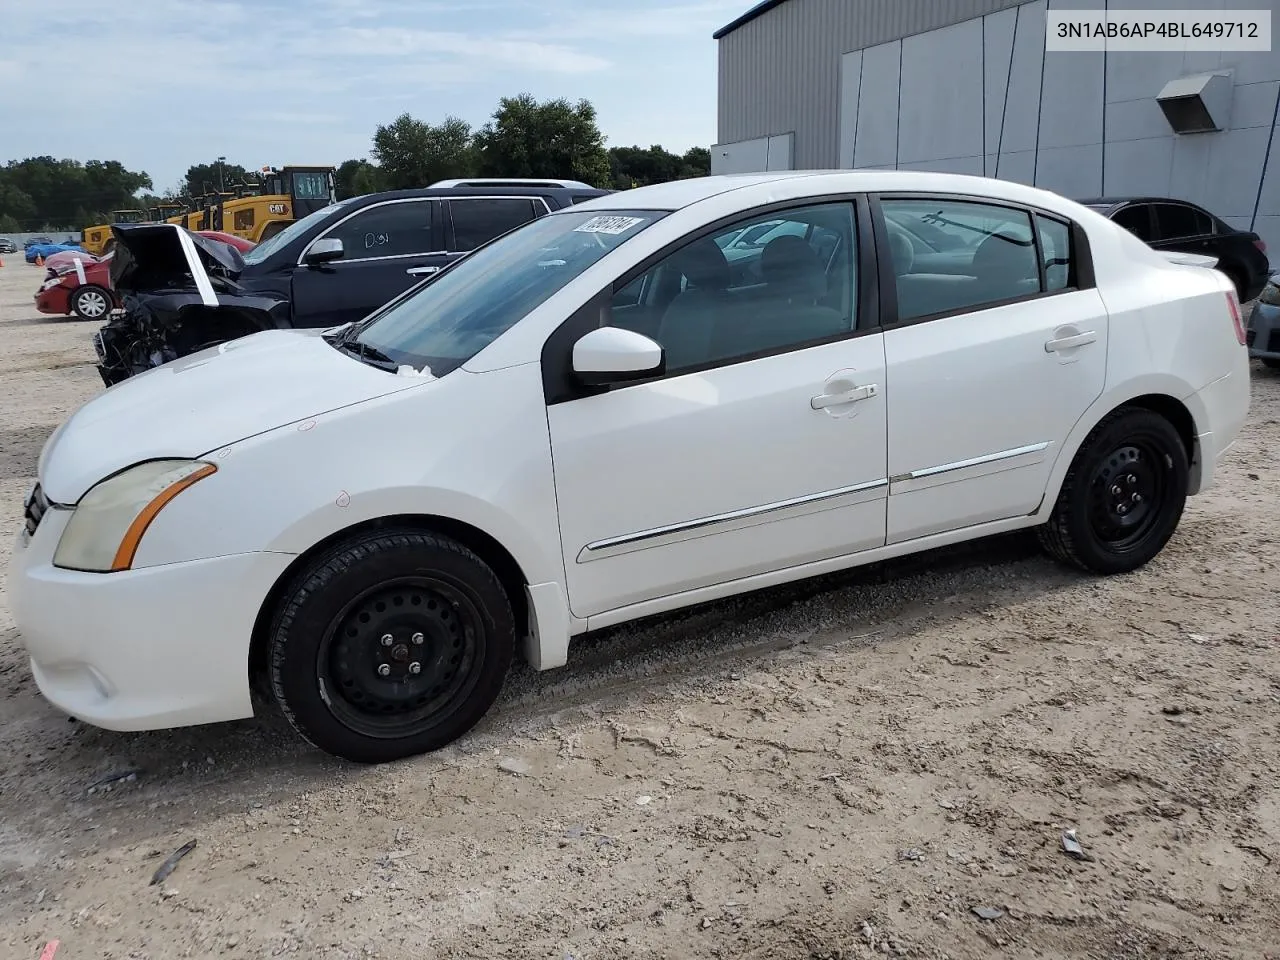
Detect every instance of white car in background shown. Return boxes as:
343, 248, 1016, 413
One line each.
9, 171, 1250, 764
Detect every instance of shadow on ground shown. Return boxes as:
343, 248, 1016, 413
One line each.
0, 529, 1086, 855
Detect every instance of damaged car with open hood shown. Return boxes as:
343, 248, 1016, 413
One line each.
92, 183, 609, 385
94, 224, 290, 385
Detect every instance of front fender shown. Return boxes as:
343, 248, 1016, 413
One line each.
129, 363, 566, 590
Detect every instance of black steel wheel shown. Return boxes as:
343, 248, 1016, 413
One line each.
1039, 407, 1189, 575
268, 530, 515, 763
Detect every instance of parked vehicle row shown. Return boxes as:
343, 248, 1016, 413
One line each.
9, 171, 1250, 764
92, 180, 608, 384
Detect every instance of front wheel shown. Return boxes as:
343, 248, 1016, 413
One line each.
1038, 408, 1189, 575
267, 530, 515, 763
70, 285, 113, 321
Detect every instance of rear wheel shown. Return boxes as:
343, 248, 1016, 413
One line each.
1262, 359, 1280, 370
1038, 408, 1189, 575
69, 285, 113, 321
267, 530, 515, 764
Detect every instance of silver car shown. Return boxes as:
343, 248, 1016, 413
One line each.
1247, 271, 1280, 369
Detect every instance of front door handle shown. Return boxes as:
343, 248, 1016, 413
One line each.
407, 266, 440, 276
811, 383, 878, 409
1045, 331, 1097, 353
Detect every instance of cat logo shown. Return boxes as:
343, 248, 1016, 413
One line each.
268, 203, 287, 215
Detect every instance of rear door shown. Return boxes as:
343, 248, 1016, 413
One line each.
289, 198, 446, 329
878, 194, 1109, 543
443, 196, 546, 267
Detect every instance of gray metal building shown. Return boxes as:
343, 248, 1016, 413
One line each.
712, 0, 1280, 253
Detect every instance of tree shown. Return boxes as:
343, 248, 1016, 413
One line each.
184, 160, 249, 199
372, 114, 477, 190
0, 156, 151, 229
473, 94, 611, 187
335, 158, 388, 199
608, 144, 711, 189
0, 213, 21, 233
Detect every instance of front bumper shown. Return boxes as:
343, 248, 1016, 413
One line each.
1246, 301, 1280, 360
8, 500, 293, 731
34, 286, 70, 316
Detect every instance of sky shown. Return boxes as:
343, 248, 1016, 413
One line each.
0, 0, 746, 193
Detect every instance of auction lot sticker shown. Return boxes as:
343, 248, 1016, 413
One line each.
574, 216, 647, 235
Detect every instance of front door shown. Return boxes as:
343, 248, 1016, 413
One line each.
546, 200, 889, 620
876, 195, 1109, 543
290, 198, 448, 329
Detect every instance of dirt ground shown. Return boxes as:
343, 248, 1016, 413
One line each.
1, 257, 1279, 960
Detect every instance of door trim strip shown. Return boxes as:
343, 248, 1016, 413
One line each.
579, 478, 888, 562
889, 441, 1050, 484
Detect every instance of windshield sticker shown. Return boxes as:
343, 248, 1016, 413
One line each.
574, 215, 646, 235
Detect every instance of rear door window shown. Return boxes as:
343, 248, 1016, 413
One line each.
1154, 203, 1213, 240
448, 198, 541, 252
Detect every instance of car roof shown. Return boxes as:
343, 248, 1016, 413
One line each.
1077, 196, 1206, 207
568, 170, 1091, 214
349, 185, 609, 204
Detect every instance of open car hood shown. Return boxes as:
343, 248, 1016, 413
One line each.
109, 223, 244, 300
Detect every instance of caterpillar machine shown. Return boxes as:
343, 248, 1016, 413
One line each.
164, 165, 337, 244
80, 209, 149, 256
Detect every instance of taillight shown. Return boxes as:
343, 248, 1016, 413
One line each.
1254, 238, 1267, 253
1226, 290, 1246, 345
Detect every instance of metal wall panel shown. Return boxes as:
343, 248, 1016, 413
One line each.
717, 0, 1029, 168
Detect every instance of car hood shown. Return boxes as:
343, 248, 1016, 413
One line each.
38, 328, 426, 503
109, 222, 244, 299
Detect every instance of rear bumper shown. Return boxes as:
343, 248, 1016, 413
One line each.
1191, 366, 1250, 493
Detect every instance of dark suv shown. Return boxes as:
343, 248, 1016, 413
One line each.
94, 182, 609, 383
1080, 196, 1271, 302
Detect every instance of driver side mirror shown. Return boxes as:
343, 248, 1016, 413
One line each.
571, 327, 664, 386
304, 237, 344, 265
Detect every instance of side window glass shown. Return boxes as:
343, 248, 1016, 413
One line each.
1036, 214, 1072, 291
1112, 205, 1153, 241
608, 203, 857, 374
1154, 203, 1205, 240
325, 201, 433, 259
450, 198, 539, 252
882, 198, 1039, 322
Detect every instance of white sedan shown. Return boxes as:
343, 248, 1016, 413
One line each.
8, 171, 1250, 763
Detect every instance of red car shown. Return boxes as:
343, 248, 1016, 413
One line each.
34, 230, 256, 321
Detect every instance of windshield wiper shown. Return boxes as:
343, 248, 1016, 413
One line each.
332, 337, 399, 372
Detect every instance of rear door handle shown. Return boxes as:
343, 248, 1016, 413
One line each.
811, 383, 878, 409
407, 266, 440, 276
1044, 331, 1097, 353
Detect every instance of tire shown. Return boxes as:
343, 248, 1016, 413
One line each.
1262, 359, 1280, 371
267, 529, 515, 764
70, 285, 113, 321
1038, 407, 1189, 575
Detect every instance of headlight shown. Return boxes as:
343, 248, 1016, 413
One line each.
1260, 279, 1280, 306
53, 460, 217, 572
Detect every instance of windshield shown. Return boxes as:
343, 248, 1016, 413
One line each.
348, 209, 666, 375
292, 171, 333, 201
241, 198, 353, 264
